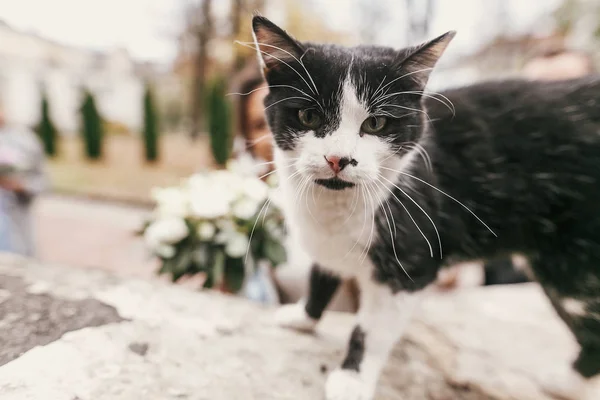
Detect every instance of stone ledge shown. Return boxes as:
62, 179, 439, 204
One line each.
0, 255, 583, 399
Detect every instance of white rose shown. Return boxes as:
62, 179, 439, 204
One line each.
208, 170, 244, 196
189, 192, 231, 219
214, 231, 228, 244
156, 244, 176, 259
242, 177, 269, 203
144, 217, 189, 246
188, 173, 216, 192
151, 187, 189, 218
197, 222, 216, 240
214, 219, 236, 244
225, 232, 249, 258
232, 198, 260, 220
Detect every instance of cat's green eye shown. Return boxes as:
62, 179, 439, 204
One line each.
361, 116, 387, 134
298, 109, 323, 129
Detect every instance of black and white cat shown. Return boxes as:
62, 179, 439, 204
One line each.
251, 16, 600, 400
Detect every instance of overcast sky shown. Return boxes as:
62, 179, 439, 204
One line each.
0, 0, 562, 63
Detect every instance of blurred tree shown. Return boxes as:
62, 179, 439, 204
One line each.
230, 0, 268, 71
206, 76, 233, 166
357, 0, 389, 44
163, 100, 185, 131
80, 90, 104, 160
187, 0, 214, 141
405, 0, 435, 44
284, 0, 349, 44
143, 84, 160, 163
37, 91, 58, 157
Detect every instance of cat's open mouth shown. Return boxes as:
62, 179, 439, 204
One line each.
314, 177, 356, 190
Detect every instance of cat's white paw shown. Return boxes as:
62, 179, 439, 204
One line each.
325, 369, 373, 400
274, 302, 317, 332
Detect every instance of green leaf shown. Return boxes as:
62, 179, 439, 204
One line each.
156, 247, 194, 282
264, 238, 287, 267
213, 249, 226, 288
224, 256, 245, 293
203, 271, 215, 289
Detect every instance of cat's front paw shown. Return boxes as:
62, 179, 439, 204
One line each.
325, 369, 374, 400
274, 302, 318, 332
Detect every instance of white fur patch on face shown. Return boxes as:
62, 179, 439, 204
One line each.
562, 298, 587, 317
294, 76, 387, 184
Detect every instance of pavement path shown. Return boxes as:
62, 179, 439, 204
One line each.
32, 194, 158, 280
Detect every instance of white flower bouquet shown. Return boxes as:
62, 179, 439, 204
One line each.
141, 164, 286, 294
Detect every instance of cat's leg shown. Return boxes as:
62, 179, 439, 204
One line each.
275, 263, 341, 332
540, 311, 600, 400
325, 279, 422, 400
571, 310, 600, 400
532, 258, 600, 399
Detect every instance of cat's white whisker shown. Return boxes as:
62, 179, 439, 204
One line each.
359, 182, 377, 264
375, 176, 436, 259
369, 75, 388, 103
257, 168, 279, 181
247, 134, 273, 148
227, 84, 318, 105
403, 142, 433, 173
380, 174, 442, 258
378, 104, 433, 122
261, 198, 272, 225
342, 185, 368, 261
371, 179, 414, 280
245, 195, 275, 264
264, 96, 311, 111
304, 178, 322, 227
381, 167, 498, 237
373, 91, 455, 116
236, 40, 318, 96
341, 185, 360, 225
259, 41, 320, 95
370, 67, 434, 105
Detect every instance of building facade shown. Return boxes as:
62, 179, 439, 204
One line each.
0, 20, 144, 134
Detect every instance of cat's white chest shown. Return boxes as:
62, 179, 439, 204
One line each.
282, 183, 375, 278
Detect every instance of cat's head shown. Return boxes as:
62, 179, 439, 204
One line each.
251, 16, 454, 191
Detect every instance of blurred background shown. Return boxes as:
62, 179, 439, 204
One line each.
0, 0, 597, 286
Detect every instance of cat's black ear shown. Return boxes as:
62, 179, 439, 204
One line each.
252, 15, 305, 76
394, 31, 456, 88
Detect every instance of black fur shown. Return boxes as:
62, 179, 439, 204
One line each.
484, 258, 529, 286
314, 177, 356, 190
372, 78, 600, 376
341, 326, 366, 372
304, 264, 341, 320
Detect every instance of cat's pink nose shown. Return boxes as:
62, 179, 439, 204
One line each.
324, 155, 356, 174
325, 155, 342, 173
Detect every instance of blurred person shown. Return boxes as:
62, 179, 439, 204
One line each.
230, 61, 274, 176
523, 48, 595, 81
0, 104, 48, 257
